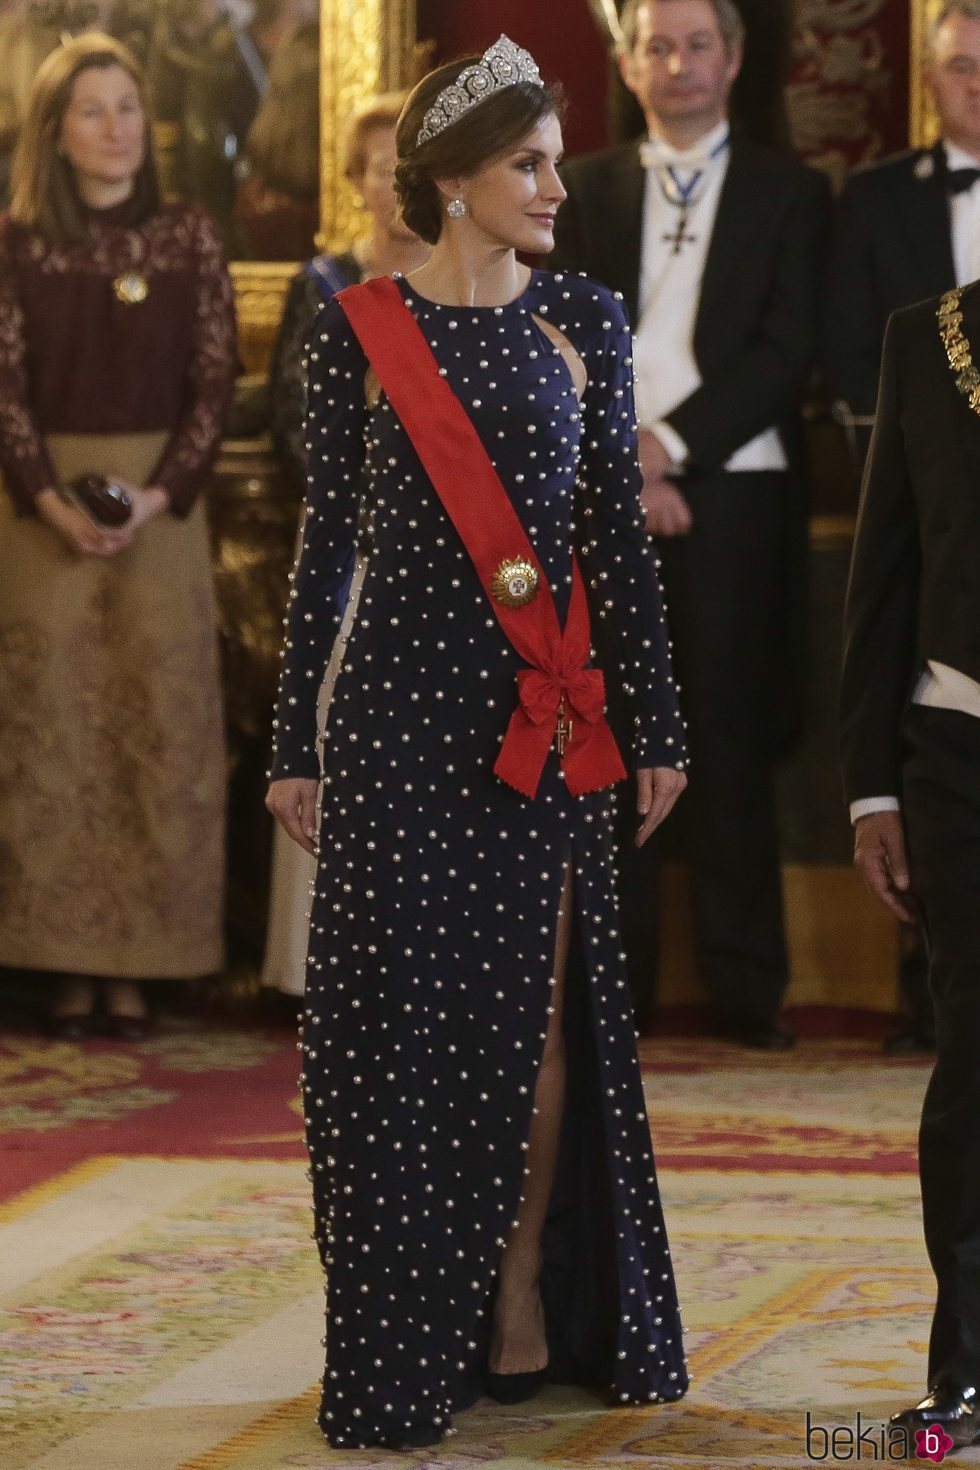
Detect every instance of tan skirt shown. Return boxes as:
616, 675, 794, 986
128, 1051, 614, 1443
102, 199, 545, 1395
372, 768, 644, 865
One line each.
0, 433, 225, 979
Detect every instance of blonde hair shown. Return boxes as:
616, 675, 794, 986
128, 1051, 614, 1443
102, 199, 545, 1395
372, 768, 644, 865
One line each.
10, 32, 159, 245
344, 92, 408, 183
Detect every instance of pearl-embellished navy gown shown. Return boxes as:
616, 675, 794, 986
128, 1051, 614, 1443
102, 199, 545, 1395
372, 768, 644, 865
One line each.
271, 269, 689, 1448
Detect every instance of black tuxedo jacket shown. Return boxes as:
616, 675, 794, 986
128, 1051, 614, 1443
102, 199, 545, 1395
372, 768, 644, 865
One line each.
823, 142, 956, 418
840, 286, 980, 802
550, 133, 830, 472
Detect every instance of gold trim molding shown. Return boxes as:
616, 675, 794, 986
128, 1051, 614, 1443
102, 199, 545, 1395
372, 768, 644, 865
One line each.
910, 0, 941, 147
233, 2, 417, 366
319, 0, 418, 253
230, 261, 298, 376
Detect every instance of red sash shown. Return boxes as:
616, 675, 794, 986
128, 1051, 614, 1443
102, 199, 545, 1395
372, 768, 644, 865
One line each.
336, 276, 627, 800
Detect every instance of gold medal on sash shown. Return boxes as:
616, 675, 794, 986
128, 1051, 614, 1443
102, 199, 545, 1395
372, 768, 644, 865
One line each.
113, 272, 149, 306
491, 558, 539, 609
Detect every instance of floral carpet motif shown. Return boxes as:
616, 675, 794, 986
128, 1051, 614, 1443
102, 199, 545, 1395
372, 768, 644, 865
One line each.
0, 1031, 951, 1468
0, 1024, 303, 1204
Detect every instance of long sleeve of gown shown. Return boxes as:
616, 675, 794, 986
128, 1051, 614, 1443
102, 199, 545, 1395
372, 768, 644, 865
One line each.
0, 223, 58, 512
149, 207, 238, 514
575, 290, 687, 771
270, 299, 368, 780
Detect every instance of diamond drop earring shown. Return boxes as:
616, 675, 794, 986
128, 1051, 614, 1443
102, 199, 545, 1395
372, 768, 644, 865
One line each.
447, 197, 467, 219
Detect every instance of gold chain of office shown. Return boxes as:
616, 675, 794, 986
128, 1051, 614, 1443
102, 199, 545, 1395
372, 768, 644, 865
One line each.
938, 288, 980, 412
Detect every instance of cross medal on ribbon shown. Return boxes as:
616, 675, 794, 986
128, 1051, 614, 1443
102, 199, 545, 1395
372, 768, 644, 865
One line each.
658, 161, 710, 255
649, 129, 732, 256
662, 182, 699, 255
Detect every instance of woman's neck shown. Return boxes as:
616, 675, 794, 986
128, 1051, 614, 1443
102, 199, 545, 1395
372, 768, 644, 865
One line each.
74, 174, 135, 212
405, 240, 529, 308
359, 228, 430, 279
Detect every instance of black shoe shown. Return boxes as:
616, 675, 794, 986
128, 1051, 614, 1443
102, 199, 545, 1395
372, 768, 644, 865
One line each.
484, 1367, 547, 1404
891, 1382, 980, 1450
48, 1011, 98, 1041
882, 1026, 936, 1055
376, 1423, 445, 1449
101, 1012, 151, 1042
720, 1020, 795, 1051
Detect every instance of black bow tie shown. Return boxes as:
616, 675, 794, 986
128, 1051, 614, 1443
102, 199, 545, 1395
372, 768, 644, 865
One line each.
947, 166, 980, 195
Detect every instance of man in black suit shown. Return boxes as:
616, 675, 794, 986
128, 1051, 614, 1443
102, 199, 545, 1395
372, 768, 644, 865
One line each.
825, 2, 980, 432
552, 0, 828, 1048
826, 0, 980, 1055
841, 285, 980, 1452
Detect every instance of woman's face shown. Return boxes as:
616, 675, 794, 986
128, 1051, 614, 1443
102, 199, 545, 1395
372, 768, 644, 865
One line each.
60, 64, 146, 195
443, 111, 566, 255
357, 124, 417, 242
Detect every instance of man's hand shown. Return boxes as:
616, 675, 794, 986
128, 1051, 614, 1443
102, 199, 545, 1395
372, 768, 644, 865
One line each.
853, 810, 916, 922
635, 766, 688, 847
640, 478, 693, 537
266, 777, 319, 855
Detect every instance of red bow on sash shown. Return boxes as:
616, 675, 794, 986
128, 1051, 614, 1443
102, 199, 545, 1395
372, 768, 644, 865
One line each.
337, 277, 627, 800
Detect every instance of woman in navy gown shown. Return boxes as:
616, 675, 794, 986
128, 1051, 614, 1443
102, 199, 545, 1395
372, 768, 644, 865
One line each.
267, 37, 689, 1452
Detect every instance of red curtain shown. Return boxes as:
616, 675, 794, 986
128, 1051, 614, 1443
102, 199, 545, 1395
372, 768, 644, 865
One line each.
788, 0, 911, 176
416, 0, 611, 159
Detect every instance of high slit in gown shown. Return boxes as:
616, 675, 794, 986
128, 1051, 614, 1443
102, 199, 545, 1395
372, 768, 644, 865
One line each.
270, 268, 690, 1447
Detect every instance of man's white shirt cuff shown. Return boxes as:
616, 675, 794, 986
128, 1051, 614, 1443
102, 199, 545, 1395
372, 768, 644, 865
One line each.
849, 796, 901, 825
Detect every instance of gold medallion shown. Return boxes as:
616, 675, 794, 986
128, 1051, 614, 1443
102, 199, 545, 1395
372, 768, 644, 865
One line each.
490, 557, 539, 609
113, 271, 149, 306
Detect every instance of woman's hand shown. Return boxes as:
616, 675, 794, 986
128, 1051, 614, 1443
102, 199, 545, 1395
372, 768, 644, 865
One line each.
635, 766, 687, 847
107, 483, 170, 548
640, 479, 693, 537
34, 487, 129, 557
266, 777, 319, 854
122, 483, 170, 532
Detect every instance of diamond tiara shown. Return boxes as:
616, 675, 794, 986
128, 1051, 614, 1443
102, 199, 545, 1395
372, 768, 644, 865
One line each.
415, 35, 543, 150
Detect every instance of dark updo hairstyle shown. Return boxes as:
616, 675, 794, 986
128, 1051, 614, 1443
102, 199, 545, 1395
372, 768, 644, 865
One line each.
394, 54, 565, 245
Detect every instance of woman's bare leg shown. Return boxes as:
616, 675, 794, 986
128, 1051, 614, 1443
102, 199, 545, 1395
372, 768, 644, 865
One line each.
489, 863, 573, 1374
103, 979, 149, 1020
50, 975, 97, 1020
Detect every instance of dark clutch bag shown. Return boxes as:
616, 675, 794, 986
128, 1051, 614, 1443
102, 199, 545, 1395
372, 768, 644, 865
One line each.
63, 473, 133, 527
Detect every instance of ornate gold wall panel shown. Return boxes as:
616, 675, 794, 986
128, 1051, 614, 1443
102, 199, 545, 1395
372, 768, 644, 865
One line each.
911, 0, 942, 145
230, 262, 298, 376
319, 0, 418, 253
231, 2, 417, 365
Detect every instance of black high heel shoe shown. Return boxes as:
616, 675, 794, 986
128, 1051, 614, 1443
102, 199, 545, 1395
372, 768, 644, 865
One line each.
484, 1367, 547, 1404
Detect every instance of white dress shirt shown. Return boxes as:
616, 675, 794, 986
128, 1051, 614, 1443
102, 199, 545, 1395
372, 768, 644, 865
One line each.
850, 140, 980, 824
632, 118, 787, 474
947, 139, 980, 286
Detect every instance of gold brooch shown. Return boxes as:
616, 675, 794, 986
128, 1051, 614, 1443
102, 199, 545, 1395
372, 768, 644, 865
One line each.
490, 557, 539, 609
113, 271, 149, 306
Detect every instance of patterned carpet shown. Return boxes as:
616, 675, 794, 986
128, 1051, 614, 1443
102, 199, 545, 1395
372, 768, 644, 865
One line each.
1, 1025, 969, 1468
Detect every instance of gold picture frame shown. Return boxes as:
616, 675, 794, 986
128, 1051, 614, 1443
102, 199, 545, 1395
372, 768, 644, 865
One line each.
233, 0, 418, 366
910, 0, 941, 147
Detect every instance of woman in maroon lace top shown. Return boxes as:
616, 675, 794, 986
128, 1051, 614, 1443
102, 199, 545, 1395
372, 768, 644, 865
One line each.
0, 33, 237, 1037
